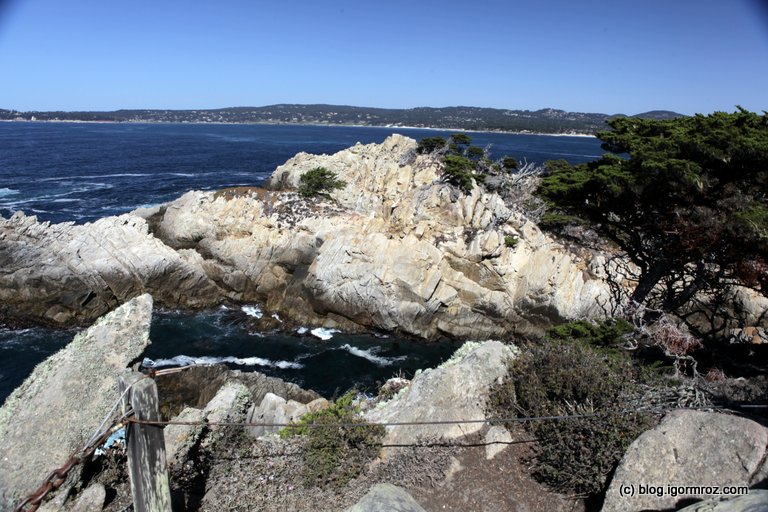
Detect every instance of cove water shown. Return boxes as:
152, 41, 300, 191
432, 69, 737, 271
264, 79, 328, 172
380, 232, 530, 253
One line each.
0, 122, 604, 404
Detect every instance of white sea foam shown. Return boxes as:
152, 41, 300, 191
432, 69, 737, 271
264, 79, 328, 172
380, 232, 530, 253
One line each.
271, 313, 283, 323
0, 188, 19, 197
310, 327, 339, 340
241, 305, 263, 319
296, 327, 309, 335
339, 344, 406, 367
170, 173, 195, 177
142, 355, 303, 370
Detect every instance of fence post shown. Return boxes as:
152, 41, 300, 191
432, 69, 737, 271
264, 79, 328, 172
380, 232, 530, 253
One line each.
119, 371, 172, 512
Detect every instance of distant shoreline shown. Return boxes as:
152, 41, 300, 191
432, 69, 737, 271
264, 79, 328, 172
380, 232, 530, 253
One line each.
0, 118, 597, 138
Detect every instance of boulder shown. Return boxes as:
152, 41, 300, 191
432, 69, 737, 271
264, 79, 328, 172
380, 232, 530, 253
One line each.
602, 410, 768, 512
164, 407, 206, 464
364, 341, 516, 447
485, 425, 514, 460
0, 294, 154, 508
344, 483, 426, 512
245, 392, 310, 438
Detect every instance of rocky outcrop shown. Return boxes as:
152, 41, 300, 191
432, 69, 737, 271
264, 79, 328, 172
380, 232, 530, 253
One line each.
0, 213, 220, 326
602, 410, 768, 512
1, 135, 615, 338
0, 294, 154, 509
148, 135, 615, 338
365, 341, 516, 447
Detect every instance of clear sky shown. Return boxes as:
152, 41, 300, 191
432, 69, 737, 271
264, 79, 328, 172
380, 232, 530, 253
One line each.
1, 0, 766, 115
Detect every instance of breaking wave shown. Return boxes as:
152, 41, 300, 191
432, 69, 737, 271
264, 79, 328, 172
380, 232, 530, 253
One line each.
142, 355, 303, 370
338, 344, 407, 367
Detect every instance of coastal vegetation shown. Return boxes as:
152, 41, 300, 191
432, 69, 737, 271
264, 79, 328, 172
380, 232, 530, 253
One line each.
280, 392, 384, 488
490, 109, 768, 499
416, 133, 518, 192
298, 167, 347, 197
491, 320, 657, 496
537, 109, 768, 337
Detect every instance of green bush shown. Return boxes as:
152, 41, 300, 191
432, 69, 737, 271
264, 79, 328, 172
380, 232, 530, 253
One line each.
443, 154, 477, 192
416, 136, 447, 154
490, 323, 656, 496
280, 392, 384, 488
504, 235, 518, 248
502, 156, 519, 171
298, 167, 346, 197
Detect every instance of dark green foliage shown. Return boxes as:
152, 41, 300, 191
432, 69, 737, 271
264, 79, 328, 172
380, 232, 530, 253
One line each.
280, 392, 384, 488
537, 212, 583, 229
504, 235, 518, 248
416, 132, 521, 194
298, 167, 346, 197
537, 110, 768, 323
465, 145, 486, 161
442, 155, 477, 192
449, 132, 472, 147
416, 136, 447, 154
502, 156, 519, 171
548, 318, 634, 349
491, 325, 656, 496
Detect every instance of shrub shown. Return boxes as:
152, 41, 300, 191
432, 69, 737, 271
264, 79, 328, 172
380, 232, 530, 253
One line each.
442, 154, 477, 192
502, 156, 519, 171
280, 392, 384, 488
416, 136, 447, 154
504, 235, 518, 248
298, 167, 346, 197
490, 323, 656, 496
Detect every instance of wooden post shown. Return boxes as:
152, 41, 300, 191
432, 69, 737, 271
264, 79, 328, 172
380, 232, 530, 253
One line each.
119, 371, 172, 512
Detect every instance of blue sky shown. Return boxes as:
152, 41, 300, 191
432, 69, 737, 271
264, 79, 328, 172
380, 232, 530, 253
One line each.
0, 0, 766, 115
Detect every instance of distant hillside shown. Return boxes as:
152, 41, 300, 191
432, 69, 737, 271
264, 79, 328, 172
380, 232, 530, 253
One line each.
0, 104, 687, 134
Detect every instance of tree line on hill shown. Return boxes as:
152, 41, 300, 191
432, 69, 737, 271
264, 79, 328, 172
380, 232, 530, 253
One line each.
0, 105, 684, 134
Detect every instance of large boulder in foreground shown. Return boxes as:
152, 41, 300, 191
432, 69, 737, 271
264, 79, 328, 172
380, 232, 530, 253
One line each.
0, 294, 154, 508
602, 410, 768, 512
365, 341, 516, 447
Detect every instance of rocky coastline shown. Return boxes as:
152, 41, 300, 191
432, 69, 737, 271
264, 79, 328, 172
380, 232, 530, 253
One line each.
0, 134, 613, 339
1, 135, 766, 511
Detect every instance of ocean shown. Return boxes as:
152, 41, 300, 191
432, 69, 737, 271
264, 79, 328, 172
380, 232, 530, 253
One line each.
0, 122, 604, 403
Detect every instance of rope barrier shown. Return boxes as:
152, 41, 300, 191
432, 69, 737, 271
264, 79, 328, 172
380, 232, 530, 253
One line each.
124, 411, 616, 429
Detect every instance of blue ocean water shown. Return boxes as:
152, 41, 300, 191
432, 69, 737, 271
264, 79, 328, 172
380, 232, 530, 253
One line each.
0, 122, 604, 404
0, 122, 602, 224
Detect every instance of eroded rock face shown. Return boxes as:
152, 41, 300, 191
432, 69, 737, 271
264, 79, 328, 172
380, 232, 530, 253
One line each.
0, 294, 154, 508
602, 410, 768, 512
146, 135, 615, 338
0, 212, 221, 326
1, 135, 616, 338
